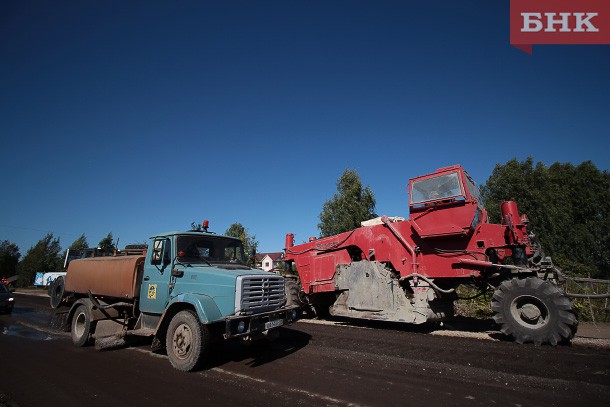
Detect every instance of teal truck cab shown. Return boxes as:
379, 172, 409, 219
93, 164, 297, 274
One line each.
51, 227, 299, 371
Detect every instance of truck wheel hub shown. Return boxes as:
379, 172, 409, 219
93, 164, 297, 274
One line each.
173, 324, 192, 358
520, 303, 541, 321
74, 313, 86, 337
511, 295, 548, 328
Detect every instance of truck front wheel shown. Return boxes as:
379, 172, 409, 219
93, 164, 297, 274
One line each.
166, 310, 210, 372
491, 277, 578, 345
71, 305, 95, 347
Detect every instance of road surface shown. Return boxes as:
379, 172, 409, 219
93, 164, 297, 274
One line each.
1, 292, 609, 406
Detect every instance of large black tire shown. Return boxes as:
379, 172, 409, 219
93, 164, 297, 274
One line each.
49, 277, 65, 309
166, 310, 210, 372
491, 277, 578, 345
71, 305, 95, 347
285, 279, 303, 308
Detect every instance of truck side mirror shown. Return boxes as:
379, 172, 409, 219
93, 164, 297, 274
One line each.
152, 239, 171, 267
151, 239, 164, 266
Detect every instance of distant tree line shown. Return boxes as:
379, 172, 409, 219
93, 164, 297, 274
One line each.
0, 232, 115, 288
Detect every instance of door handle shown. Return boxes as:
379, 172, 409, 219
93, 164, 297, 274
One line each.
143, 276, 150, 281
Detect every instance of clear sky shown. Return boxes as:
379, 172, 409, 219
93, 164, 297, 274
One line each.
1, 1, 609, 256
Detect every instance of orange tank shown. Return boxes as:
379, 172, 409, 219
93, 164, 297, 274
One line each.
64, 255, 146, 299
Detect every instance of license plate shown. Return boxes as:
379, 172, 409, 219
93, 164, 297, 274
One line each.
265, 319, 283, 329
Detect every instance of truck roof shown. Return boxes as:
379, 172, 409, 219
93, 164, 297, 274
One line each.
149, 231, 241, 241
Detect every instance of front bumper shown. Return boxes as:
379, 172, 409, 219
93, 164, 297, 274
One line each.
224, 305, 300, 339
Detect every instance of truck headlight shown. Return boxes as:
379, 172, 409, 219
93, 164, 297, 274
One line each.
237, 321, 246, 333
8, 298, 14, 302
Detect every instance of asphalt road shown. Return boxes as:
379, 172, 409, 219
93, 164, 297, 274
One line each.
1, 293, 609, 407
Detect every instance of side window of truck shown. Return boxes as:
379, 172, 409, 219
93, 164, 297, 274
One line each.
151, 239, 171, 266
163, 240, 171, 265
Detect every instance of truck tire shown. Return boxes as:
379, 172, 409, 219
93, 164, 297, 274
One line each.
166, 310, 210, 372
71, 305, 95, 347
285, 279, 303, 308
491, 277, 578, 345
49, 276, 65, 309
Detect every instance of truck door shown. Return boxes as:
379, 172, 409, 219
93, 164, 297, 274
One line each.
139, 238, 172, 314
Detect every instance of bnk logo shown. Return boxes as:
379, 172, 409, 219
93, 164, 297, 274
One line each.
510, 0, 610, 54
521, 12, 599, 32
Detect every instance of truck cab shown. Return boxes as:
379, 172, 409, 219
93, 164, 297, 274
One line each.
408, 165, 485, 239
140, 231, 288, 321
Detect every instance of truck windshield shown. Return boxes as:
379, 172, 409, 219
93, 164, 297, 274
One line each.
411, 172, 463, 204
176, 235, 246, 265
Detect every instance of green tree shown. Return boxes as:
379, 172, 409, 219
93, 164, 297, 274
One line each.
190, 221, 204, 231
0, 240, 20, 279
318, 169, 377, 237
16, 233, 63, 287
69, 234, 88, 250
98, 232, 115, 252
225, 223, 258, 266
59, 234, 89, 268
481, 158, 610, 279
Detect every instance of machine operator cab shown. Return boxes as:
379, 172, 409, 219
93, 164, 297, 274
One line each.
407, 165, 485, 239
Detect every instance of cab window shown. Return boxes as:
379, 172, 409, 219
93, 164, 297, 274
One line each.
464, 173, 482, 204
411, 172, 463, 204
176, 235, 246, 265
151, 239, 171, 266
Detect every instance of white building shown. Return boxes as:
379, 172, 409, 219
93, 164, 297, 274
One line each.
255, 252, 284, 273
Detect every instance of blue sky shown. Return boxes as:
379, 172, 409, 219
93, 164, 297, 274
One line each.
1, 1, 609, 256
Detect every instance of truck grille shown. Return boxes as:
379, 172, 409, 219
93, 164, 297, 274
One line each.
235, 275, 285, 314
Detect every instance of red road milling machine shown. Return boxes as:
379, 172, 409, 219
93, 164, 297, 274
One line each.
283, 164, 579, 345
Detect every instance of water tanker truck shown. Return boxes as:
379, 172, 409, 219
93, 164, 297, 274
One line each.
283, 164, 579, 345
50, 224, 299, 371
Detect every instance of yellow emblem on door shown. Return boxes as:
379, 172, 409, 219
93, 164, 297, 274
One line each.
147, 284, 157, 299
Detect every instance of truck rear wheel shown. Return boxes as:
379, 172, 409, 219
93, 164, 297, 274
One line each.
71, 305, 95, 347
166, 310, 210, 372
491, 277, 578, 345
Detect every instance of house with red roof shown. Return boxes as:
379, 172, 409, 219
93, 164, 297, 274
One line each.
255, 252, 284, 273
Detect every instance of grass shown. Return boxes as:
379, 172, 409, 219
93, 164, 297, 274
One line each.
453, 282, 610, 323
